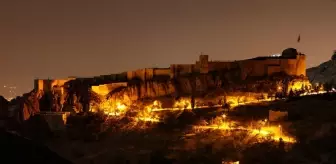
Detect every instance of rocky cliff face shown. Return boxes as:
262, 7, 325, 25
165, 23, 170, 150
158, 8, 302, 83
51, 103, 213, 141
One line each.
8, 90, 43, 122
110, 80, 175, 101
107, 74, 219, 101
307, 60, 336, 84
106, 73, 306, 101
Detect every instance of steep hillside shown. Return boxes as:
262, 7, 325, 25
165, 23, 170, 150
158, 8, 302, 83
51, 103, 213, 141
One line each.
0, 96, 9, 119
307, 60, 336, 83
105, 73, 309, 103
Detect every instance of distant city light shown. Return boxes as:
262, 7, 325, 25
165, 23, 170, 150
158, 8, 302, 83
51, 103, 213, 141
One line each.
271, 54, 281, 57
2, 84, 17, 101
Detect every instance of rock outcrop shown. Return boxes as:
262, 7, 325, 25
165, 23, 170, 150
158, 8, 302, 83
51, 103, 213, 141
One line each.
307, 60, 336, 84
9, 90, 43, 123
58, 72, 309, 110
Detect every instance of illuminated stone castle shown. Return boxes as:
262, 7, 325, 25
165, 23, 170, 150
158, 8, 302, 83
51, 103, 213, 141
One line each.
128, 48, 306, 81
34, 48, 306, 94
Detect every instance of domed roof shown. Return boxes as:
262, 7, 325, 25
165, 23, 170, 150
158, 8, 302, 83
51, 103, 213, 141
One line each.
281, 48, 298, 58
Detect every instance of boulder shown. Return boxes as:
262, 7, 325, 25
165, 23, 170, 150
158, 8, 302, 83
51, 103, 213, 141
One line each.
9, 90, 43, 123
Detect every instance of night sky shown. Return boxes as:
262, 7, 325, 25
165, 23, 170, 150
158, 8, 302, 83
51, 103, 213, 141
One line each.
1, 0, 336, 97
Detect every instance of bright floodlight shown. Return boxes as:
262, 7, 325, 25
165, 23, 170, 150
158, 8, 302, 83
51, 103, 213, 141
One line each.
271, 54, 281, 57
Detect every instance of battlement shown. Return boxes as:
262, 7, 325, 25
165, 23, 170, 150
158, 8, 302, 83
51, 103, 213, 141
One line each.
33, 48, 306, 91
170, 48, 306, 79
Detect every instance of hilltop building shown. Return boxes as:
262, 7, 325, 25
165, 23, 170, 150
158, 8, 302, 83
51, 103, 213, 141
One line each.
127, 48, 306, 81
34, 77, 76, 94
34, 48, 306, 94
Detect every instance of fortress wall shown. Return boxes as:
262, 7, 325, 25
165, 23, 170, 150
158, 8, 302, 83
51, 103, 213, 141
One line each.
34, 78, 73, 92
207, 59, 284, 79
127, 68, 154, 81
168, 54, 307, 80
280, 59, 297, 76
153, 68, 170, 77
208, 61, 236, 71
239, 60, 265, 79
199, 55, 209, 73
42, 80, 52, 91
279, 56, 306, 77
260, 59, 282, 76
127, 68, 171, 81
296, 55, 306, 76
267, 65, 281, 75
51, 79, 71, 88
127, 69, 145, 81
237, 57, 307, 78
240, 58, 296, 79
34, 79, 72, 108
34, 79, 44, 91
170, 64, 194, 78
146, 69, 154, 80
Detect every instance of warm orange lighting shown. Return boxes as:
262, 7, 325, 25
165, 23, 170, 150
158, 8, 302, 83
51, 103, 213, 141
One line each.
193, 119, 295, 143
173, 98, 194, 109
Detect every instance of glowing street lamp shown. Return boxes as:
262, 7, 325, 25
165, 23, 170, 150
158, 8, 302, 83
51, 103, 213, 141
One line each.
277, 86, 282, 91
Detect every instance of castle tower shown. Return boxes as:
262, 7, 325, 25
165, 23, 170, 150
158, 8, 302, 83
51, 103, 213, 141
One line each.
34, 79, 44, 91
296, 54, 306, 76
199, 54, 209, 73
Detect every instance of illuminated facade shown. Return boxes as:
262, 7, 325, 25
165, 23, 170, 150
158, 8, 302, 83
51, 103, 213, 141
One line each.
34, 48, 306, 93
170, 53, 306, 80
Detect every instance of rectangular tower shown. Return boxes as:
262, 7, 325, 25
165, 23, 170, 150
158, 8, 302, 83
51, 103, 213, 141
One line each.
199, 55, 209, 74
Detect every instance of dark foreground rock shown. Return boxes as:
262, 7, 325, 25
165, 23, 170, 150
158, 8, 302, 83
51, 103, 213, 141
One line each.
0, 130, 72, 164
0, 96, 8, 119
